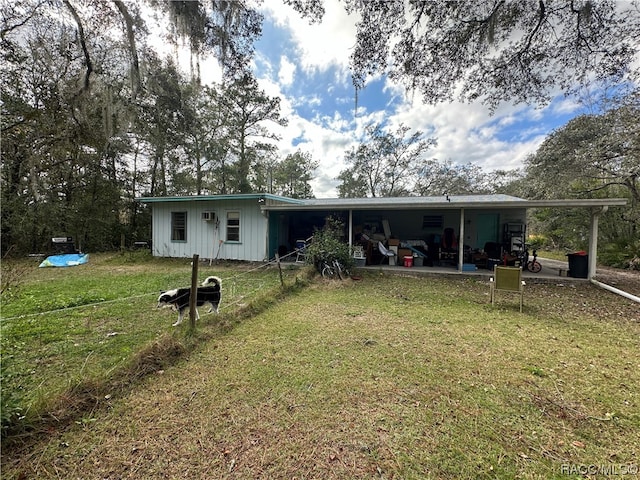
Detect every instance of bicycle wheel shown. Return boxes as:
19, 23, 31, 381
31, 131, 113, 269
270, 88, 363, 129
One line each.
321, 264, 334, 278
527, 260, 542, 273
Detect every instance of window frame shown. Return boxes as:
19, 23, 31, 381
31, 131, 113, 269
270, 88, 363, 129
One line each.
226, 210, 240, 242
171, 211, 187, 242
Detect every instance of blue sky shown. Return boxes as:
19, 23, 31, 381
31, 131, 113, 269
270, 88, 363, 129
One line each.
203, 1, 595, 198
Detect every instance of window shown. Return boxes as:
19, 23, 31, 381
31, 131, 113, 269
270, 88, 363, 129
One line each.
171, 212, 187, 241
226, 211, 240, 242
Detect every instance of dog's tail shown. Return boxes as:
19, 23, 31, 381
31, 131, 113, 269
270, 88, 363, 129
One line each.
202, 276, 222, 288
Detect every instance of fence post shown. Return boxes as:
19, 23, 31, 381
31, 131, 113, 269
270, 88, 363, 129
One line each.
275, 253, 284, 287
189, 254, 199, 330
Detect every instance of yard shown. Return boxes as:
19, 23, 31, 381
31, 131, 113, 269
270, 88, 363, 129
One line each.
1, 254, 639, 479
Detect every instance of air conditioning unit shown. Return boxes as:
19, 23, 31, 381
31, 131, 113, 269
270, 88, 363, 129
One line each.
201, 211, 215, 222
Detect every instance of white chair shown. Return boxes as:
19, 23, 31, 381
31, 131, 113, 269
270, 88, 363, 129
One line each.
378, 241, 396, 264
295, 239, 307, 263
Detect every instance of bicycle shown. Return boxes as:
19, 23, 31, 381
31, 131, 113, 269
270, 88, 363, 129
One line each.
517, 244, 542, 273
317, 254, 349, 280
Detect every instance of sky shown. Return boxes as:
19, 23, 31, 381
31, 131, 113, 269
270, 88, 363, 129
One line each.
196, 1, 594, 198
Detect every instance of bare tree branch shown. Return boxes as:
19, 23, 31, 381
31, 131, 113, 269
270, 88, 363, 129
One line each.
113, 0, 141, 98
62, 0, 92, 94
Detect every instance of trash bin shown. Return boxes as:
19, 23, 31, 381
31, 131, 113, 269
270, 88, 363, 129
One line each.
566, 251, 588, 278
404, 256, 413, 267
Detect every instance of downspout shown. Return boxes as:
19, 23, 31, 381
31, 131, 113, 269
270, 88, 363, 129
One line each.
458, 208, 465, 272
590, 278, 640, 303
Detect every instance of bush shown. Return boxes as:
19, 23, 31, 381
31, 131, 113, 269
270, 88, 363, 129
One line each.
304, 217, 354, 272
599, 238, 640, 270
526, 234, 546, 250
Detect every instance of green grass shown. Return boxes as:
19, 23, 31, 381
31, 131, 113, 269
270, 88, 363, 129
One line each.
2, 260, 639, 479
0, 252, 303, 436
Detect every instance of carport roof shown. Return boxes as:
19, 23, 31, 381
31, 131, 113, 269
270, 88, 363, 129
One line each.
136, 193, 627, 210
260, 194, 627, 211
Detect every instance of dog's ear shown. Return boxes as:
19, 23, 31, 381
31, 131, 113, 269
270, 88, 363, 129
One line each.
160, 290, 165, 294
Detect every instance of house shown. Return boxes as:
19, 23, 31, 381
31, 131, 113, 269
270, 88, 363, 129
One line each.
136, 194, 303, 261
136, 193, 626, 278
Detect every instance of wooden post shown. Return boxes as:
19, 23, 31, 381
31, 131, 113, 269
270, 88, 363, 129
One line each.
189, 254, 199, 329
276, 253, 284, 287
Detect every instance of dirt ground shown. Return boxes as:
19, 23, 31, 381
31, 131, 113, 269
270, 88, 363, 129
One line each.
594, 266, 640, 297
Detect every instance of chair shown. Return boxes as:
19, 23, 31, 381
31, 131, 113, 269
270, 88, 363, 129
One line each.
295, 239, 307, 263
490, 266, 525, 312
440, 228, 458, 263
378, 241, 396, 264
484, 242, 501, 260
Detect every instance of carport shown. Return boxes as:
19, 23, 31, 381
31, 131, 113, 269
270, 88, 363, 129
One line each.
262, 195, 627, 280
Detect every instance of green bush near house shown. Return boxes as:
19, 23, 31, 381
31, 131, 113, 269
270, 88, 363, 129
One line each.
304, 216, 354, 272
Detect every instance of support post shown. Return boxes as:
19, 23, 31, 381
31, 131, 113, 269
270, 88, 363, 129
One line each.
348, 209, 353, 250
458, 208, 465, 272
588, 206, 607, 280
189, 254, 199, 329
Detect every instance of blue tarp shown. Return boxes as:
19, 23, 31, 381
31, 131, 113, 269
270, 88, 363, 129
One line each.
39, 253, 89, 268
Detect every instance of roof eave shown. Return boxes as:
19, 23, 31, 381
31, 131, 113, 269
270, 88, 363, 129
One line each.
261, 198, 628, 211
136, 193, 306, 205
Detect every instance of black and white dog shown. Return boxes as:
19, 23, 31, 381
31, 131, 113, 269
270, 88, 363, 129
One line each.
157, 276, 222, 326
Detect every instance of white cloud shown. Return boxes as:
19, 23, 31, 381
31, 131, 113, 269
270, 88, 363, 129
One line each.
254, 1, 593, 198
260, 0, 357, 75
278, 55, 296, 86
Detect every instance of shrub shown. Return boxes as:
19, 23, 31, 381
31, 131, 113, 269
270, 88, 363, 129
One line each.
304, 216, 354, 272
599, 238, 640, 270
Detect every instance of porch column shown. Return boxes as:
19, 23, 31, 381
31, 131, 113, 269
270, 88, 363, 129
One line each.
588, 206, 607, 280
348, 209, 353, 248
458, 208, 465, 272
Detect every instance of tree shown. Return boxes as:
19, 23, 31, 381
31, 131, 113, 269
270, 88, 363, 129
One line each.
217, 73, 288, 193
1, 7, 135, 254
523, 91, 639, 257
414, 160, 491, 196
525, 94, 639, 204
337, 123, 435, 197
270, 150, 319, 198
340, 0, 640, 109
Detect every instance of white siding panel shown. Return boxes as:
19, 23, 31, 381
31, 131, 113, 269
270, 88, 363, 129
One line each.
151, 199, 268, 261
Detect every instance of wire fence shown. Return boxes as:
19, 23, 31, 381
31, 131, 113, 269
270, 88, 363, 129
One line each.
0, 250, 304, 323
0, 252, 310, 428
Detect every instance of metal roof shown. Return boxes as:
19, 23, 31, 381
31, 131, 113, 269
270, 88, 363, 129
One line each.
136, 193, 627, 210
260, 195, 627, 211
136, 193, 305, 205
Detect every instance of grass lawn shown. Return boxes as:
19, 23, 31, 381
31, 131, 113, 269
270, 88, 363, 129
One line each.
2, 258, 639, 479
0, 252, 301, 436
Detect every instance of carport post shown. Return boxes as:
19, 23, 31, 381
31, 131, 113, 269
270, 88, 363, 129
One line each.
348, 209, 353, 249
458, 208, 465, 272
588, 206, 607, 280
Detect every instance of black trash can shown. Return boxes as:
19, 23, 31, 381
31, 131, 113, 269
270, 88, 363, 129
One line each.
566, 252, 588, 278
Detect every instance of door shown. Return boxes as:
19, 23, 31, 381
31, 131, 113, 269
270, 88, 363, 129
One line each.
476, 214, 499, 248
